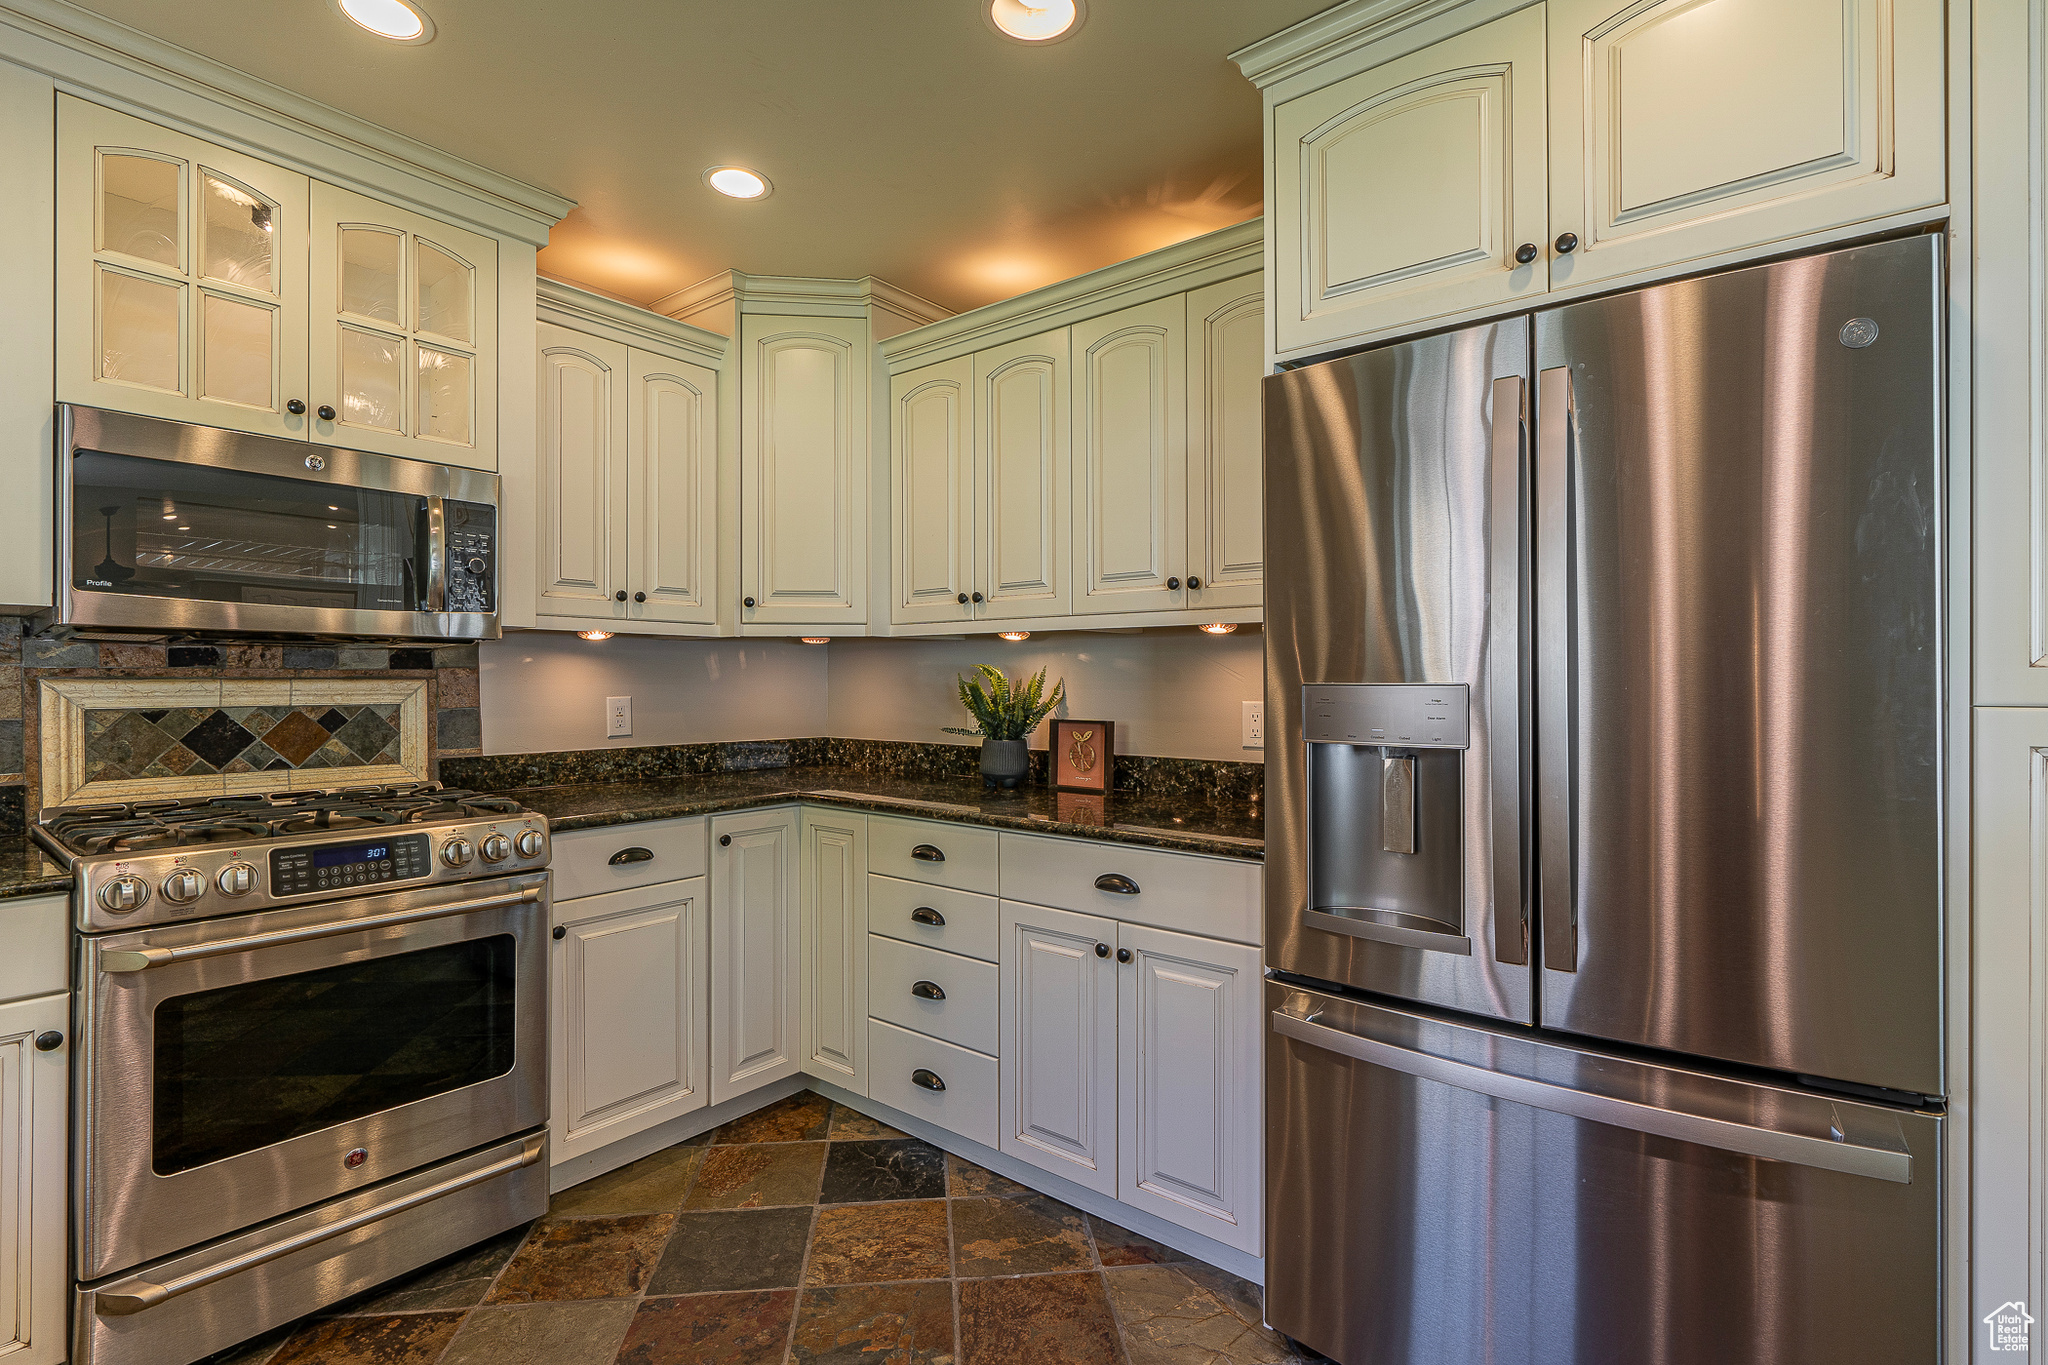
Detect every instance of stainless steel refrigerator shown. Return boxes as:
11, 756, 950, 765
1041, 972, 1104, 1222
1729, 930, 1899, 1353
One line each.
1263, 233, 1945, 1365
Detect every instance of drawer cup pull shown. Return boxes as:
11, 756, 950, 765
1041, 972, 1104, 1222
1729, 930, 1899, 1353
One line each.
1095, 873, 1140, 895
910, 906, 947, 926
911, 979, 947, 1001
911, 1068, 947, 1092
911, 844, 946, 862
609, 847, 654, 865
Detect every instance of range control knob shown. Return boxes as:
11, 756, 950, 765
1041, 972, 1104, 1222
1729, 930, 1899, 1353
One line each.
218, 863, 257, 896
479, 833, 511, 862
440, 837, 475, 868
514, 829, 545, 858
161, 868, 204, 904
98, 876, 148, 914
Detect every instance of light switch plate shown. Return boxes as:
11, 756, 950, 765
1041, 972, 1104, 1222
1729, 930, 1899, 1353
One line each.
1243, 701, 1264, 749
606, 696, 632, 738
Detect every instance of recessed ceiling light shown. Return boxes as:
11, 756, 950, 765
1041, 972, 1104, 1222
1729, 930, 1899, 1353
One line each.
988, 0, 1083, 43
704, 166, 771, 200
333, 0, 434, 43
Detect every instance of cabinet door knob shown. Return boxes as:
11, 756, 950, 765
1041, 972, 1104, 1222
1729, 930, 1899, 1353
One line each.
614, 590, 627, 601
1514, 243, 1539, 265
911, 1068, 947, 1092
1095, 942, 1110, 957
608, 846, 654, 865
1554, 232, 1579, 255
910, 844, 945, 862
1094, 873, 1141, 895
718, 834, 733, 847
634, 592, 646, 603
1187, 576, 1201, 590
551, 925, 566, 941
33, 1030, 62, 1052
1116, 947, 1132, 963
286, 399, 306, 415
316, 404, 336, 420
743, 596, 755, 608
971, 592, 984, 603
910, 906, 946, 926
911, 979, 947, 1001
1166, 577, 1181, 590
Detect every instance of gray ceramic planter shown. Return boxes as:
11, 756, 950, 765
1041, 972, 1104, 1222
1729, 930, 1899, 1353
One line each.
980, 738, 1030, 790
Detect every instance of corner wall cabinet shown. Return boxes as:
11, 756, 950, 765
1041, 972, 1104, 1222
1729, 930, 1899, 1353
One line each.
58, 95, 506, 470
1236, 0, 1947, 362
881, 221, 1264, 634
0, 894, 71, 1365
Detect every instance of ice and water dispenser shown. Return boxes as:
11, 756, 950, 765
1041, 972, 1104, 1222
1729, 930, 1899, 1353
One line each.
1303, 683, 1473, 955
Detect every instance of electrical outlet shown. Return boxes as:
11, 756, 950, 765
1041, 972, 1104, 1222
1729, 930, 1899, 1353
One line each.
1243, 701, 1264, 749
606, 696, 633, 738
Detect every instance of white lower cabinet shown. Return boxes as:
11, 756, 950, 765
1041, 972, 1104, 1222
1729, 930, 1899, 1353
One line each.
711, 807, 801, 1105
999, 900, 1121, 1197
550, 879, 709, 1165
799, 808, 868, 1094
0, 990, 66, 1365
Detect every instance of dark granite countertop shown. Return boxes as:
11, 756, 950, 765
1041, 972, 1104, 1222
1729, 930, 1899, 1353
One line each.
0, 838, 74, 902
501, 766, 1265, 860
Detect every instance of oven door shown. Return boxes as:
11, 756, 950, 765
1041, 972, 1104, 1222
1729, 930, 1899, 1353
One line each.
59, 404, 498, 640
76, 870, 548, 1280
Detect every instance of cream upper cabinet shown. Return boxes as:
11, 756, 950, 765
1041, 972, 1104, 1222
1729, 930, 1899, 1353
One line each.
1186, 274, 1265, 611
891, 356, 975, 626
1074, 297, 1187, 615
309, 181, 497, 467
1269, 5, 1549, 358
536, 323, 628, 623
740, 314, 868, 627
1545, 0, 1945, 292
58, 96, 311, 439
975, 328, 1072, 622
627, 349, 719, 627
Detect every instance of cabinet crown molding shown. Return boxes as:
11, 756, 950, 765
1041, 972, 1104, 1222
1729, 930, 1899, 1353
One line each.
1229, 0, 1475, 89
652, 269, 951, 336
537, 276, 729, 363
0, 0, 575, 241
880, 218, 1263, 375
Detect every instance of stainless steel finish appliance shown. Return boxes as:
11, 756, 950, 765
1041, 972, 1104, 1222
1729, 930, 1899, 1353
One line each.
40, 785, 553, 1365
1264, 234, 1945, 1363
56, 405, 500, 640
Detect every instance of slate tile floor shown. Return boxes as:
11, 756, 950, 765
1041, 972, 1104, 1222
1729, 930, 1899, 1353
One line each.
207, 1091, 1322, 1365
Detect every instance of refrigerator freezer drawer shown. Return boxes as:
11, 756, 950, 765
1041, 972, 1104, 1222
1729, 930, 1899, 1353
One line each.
1266, 983, 1941, 1365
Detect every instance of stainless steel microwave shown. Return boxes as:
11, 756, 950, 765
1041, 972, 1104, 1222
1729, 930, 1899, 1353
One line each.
55, 405, 498, 640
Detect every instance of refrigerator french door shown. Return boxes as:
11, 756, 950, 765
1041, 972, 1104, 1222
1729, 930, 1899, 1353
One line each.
1263, 233, 1945, 1364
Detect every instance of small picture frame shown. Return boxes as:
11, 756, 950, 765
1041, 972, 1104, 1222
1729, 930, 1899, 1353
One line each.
1049, 718, 1115, 794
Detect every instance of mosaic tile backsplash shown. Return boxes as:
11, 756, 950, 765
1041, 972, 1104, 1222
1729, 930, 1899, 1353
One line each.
83, 703, 405, 781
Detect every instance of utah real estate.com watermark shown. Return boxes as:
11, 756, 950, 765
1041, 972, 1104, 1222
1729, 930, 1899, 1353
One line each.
1985, 1301, 2035, 1352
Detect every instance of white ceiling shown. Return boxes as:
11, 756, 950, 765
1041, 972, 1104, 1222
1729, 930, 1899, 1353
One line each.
64, 0, 1328, 315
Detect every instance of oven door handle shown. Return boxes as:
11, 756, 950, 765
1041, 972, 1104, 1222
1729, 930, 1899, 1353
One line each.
97, 886, 543, 973
92, 1132, 546, 1316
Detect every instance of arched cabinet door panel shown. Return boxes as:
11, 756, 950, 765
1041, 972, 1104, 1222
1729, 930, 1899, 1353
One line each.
974, 329, 1072, 623
1073, 297, 1186, 616
891, 357, 975, 626
535, 323, 627, 621
629, 353, 718, 626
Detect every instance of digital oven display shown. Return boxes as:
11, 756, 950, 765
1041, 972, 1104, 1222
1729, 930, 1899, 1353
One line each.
272, 832, 430, 896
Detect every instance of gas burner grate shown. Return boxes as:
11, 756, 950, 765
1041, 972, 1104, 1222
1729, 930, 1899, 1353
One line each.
39, 780, 536, 856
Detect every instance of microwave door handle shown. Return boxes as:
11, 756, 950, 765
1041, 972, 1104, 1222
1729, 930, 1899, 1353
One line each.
1535, 366, 1576, 974
425, 495, 448, 612
1270, 1005, 1912, 1183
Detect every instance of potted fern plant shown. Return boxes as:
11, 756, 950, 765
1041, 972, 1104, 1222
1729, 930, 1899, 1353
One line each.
944, 664, 1066, 790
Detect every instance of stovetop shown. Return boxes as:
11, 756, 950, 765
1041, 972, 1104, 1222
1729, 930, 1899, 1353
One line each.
45, 783, 553, 933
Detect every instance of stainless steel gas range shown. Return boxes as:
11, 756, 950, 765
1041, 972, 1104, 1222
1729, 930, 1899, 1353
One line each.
37, 785, 555, 1365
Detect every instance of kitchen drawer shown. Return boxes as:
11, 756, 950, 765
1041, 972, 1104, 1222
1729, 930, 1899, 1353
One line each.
997, 833, 1261, 944
551, 818, 708, 902
869, 875, 999, 961
869, 1018, 997, 1148
869, 934, 998, 1054
869, 815, 997, 894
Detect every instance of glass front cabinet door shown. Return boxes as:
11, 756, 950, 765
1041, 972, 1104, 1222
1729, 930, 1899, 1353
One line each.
57, 96, 311, 439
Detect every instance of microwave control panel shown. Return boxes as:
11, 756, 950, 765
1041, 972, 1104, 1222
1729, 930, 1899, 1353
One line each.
445, 501, 496, 615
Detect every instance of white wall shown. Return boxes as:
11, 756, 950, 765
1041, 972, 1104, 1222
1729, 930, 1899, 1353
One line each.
479, 632, 830, 753
826, 628, 1265, 764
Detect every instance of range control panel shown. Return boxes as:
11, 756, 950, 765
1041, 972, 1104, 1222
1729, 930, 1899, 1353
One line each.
445, 500, 496, 615
272, 833, 432, 896
1303, 683, 1471, 750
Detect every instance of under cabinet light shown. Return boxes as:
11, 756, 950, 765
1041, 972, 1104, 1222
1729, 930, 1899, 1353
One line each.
1200, 622, 1238, 635
999, 631, 1031, 641
577, 630, 612, 642
801, 637, 831, 645
334, 0, 435, 42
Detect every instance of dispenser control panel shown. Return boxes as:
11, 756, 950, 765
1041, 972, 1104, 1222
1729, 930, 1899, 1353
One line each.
1302, 683, 1470, 749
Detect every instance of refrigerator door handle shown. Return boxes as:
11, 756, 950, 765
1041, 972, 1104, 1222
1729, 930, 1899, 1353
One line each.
1270, 1004, 1913, 1183
1535, 366, 1576, 973
1489, 373, 1529, 966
